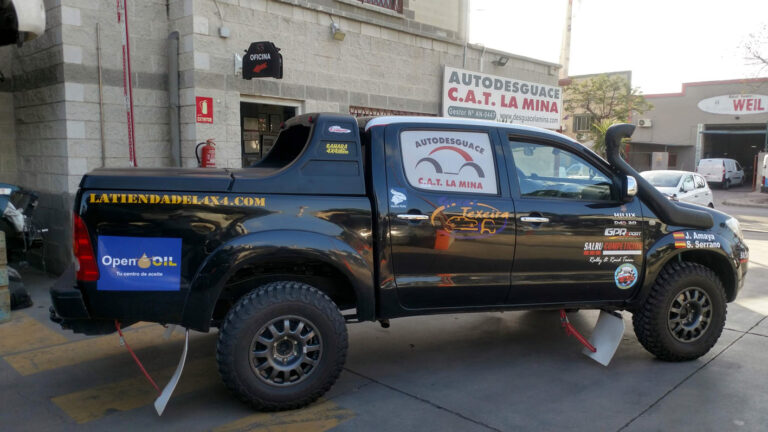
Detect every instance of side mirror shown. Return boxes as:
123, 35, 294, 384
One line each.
623, 175, 638, 202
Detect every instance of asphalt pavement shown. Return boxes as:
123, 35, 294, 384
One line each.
1, 188, 767, 431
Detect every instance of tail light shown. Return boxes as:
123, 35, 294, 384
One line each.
73, 213, 99, 281
722, 167, 726, 182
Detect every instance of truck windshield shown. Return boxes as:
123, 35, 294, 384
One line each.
641, 172, 682, 187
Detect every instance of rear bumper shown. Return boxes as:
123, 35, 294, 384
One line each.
49, 265, 116, 335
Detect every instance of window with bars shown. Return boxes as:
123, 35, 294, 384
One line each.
573, 114, 593, 132
360, 0, 403, 13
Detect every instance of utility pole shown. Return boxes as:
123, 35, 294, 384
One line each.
559, 0, 574, 80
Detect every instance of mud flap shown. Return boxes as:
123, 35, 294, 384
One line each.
582, 310, 625, 366
154, 329, 189, 415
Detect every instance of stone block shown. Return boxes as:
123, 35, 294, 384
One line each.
67, 158, 88, 175
63, 45, 83, 64
360, 23, 380, 38
66, 120, 86, 139
64, 82, 84, 102
240, 0, 267, 11
61, 6, 82, 26
193, 16, 209, 35
194, 52, 211, 70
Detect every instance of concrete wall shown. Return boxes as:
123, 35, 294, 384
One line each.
1, 0, 556, 273
0, 92, 16, 183
60, 0, 174, 181
187, 0, 556, 168
0, 46, 16, 183
410, 0, 463, 35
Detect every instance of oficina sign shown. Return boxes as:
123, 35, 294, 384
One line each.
697, 94, 768, 115
442, 66, 562, 130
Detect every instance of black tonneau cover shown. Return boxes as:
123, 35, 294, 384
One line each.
80, 168, 233, 192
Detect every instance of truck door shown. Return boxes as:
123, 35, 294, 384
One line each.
384, 125, 515, 309
503, 136, 644, 304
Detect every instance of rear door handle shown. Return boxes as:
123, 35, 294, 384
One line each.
521, 216, 549, 223
397, 214, 429, 221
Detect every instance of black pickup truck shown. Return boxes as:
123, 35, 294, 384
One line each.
51, 113, 748, 411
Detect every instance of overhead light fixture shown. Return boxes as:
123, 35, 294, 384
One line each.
330, 21, 346, 41
493, 55, 509, 67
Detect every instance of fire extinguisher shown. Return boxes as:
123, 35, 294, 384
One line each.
195, 139, 216, 167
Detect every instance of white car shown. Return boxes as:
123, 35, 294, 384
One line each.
640, 170, 714, 208
696, 158, 744, 189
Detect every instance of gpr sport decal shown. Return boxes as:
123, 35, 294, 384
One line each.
673, 231, 721, 249
328, 125, 351, 134
430, 198, 509, 238
97, 236, 182, 291
614, 263, 638, 289
604, 228, 641, 238
390, 188, 407, 209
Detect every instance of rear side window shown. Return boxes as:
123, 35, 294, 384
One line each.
400, 130, 498, 195
695, 175, 706, 189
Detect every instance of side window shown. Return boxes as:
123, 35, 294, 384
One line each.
695, 175, 706, 189
735, 162, 742, 171
508, 141, 614, 201
682, 175, 695, 191
400, 130, 498, 195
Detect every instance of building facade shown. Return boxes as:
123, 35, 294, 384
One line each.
629, 78, 768, 176
0, 0, 560, 273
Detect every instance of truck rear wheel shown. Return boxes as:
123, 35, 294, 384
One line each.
216, 281, 348, 411
632, 262, 726, 361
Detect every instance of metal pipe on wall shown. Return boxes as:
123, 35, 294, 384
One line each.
168, 32, 181, 167
96, 23, 106, 167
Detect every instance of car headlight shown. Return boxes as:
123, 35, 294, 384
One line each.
725, 217, 742, 239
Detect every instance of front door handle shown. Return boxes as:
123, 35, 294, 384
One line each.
521, 216, 549, 223
397, 214, 429, 221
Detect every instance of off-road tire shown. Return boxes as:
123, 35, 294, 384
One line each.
217, 281, 348, 411
632, 262, 726, 361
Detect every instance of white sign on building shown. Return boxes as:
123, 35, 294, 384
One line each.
697, 94, 768, 115
441, 66, 562, 130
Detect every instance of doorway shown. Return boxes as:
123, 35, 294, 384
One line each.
240, 102, 297, 167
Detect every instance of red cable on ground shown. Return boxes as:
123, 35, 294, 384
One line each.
115, 320, 160, 393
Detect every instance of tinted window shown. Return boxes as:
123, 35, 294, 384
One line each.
400, 130, 498, 195
509, 141, 613, 201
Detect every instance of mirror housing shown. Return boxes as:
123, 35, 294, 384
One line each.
623, 175, 638, 202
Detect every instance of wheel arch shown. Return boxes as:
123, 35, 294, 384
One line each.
181, 230, 375, 331
638, 247, 737, 306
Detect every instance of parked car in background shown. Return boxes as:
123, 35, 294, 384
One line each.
640, 170, 714, 208
696, 158, 744, 189
762, 154, 768, 193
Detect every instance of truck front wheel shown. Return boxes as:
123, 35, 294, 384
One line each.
632, 262, 726, 361
216, 281, 348, 411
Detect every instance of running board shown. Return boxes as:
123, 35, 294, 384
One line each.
154, 329, 189, 416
